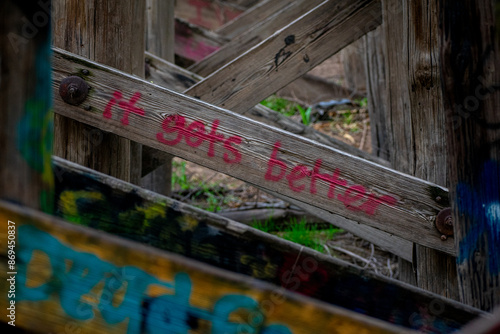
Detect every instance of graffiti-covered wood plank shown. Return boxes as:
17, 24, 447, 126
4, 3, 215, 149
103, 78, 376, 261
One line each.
189, 0, 324, 76
52, 47, 454, 256
187, 0, 381, 113
49, 156, 482, 332
0, 200, 413, 333
0, 0, 54, 213
143, 52, 411, 260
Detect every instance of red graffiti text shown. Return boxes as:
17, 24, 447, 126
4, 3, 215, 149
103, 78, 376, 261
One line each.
157, 114, 242, 164
265, 142, 397, 215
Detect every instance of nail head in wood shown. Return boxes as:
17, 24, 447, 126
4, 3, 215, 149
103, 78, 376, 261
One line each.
59, 76, 89, 106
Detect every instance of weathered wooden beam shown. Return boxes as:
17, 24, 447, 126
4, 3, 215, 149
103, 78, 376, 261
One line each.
189, 0, 324, 76
174, 17, 228, 63
458, 306, 500, 334
50, 156, 482, 332
52, 0, 145, 183
440, 0, 500, 311
215, 0, 295, 40
382, 0, 459, 300
0, 200, 415, 333
0, 0, 54, 213
175, 0, 245, 30
144, 52, 408, 257
186, 0, 382, 114
146, 51, 388, 166
142, 0, 176, 196
52, 48, 454, 256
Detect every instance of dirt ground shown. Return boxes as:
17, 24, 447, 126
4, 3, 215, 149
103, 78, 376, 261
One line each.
172, 54, 398, 279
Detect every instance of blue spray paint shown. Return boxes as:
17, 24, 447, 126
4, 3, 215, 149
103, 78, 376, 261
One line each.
17, 225, 293, 333
456, 160, 500, 275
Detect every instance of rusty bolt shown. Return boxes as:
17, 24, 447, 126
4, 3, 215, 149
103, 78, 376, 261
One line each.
59, 76, 89, 105
436, 207, 453, 239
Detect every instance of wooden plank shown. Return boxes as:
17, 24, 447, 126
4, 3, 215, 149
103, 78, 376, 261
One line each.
146, 51, 389, 167
52, 0, 145, 183
458, 307, 500, 334
382, 0, 458, 300
189, 0, 324, 76
175, 17, 228, 63
51, 48, 455, 256
0, 200, 414, 333
216, 0, 295, 40
142, 0, 176, 196
175, 0, 245, 30
363, 26, 390, 160
143, 52, 408, 257
440, 0, 500, 311
50, 156, 482, 332
0, 0, 54, 213
186, 0, 382, 114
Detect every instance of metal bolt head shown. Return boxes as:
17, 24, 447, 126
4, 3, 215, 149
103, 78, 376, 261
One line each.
82, 69, 89, 75
436, 207, 453, 237
59, 76, 89, 105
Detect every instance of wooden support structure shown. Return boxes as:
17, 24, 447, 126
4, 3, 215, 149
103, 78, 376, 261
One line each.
175, 0, 247, 30
47, 156, 481, 332
216, 0, 295, 40
143, 53, 411, 259
174, 17, 228, 63
0, 0, 54, 213
0, 200, 415, 333
189, 0, 324, 76
380, 0, 459, 300
52, 0, 145, 183
141, 0, 176, 196
52, 48, 454, 256
440, 0, 500, 311
186, 0, 382, 114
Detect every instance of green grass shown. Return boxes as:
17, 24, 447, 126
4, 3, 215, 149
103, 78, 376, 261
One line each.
252, 217, 342, 254
261, 95, 298, 117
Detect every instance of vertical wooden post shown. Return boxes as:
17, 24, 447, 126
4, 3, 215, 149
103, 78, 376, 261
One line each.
0, 0, 54, 213
141, 0, 175, 196
52, 0, 145, 183
381, 0, 458, 299
440, 0, 500, 311
363, 26, 390, 161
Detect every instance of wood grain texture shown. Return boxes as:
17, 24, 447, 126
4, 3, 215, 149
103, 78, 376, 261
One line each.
0, 0, 54, 213
189, 0, 322, 76
175, 0, 245, 30
52, 0, 146, 183
146, 0, 175, 62
174, 17, 228, 63
142, 0, 175, 196
341, 40, 367, 94
215, 0, 295, 40
382, 0, 458, 300
0, 200, 415, 333
49, 156, 482, 332
52, 48, 454, 255
363, 26, 390, 160
186, 0, 382, 114
441, 0, 500, 311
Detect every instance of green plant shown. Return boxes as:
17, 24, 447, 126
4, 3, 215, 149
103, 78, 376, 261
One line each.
172, 161, 190, 191
296, 105, 313, 126
355, 97, 368, 108
260, 95, 297, 116
252, 217, 342, 254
